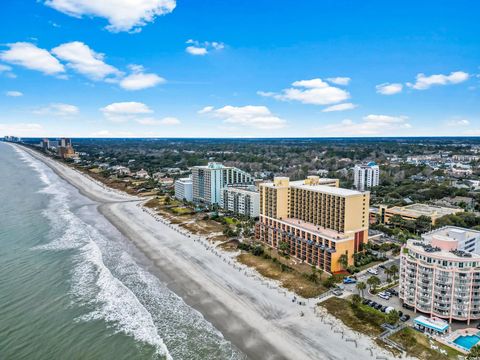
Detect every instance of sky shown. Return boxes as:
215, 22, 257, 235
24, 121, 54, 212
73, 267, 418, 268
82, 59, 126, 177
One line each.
0, 0, 479, 138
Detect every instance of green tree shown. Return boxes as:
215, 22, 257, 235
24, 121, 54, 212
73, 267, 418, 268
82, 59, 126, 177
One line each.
356, 281, 367, 298
389, 214, 405, 228
386, 310, 400, 325
278, 241, 290, 255
323, 276, 336, 289
367, 276, 381, 291
415, 215, 432, 234
389, 264, 399, 280
351, 294, 362, 307
468, 344, 480, 360
338, 253, 349, 270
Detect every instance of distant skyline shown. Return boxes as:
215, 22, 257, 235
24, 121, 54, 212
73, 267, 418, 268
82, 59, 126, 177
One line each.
0, 0, 479, 138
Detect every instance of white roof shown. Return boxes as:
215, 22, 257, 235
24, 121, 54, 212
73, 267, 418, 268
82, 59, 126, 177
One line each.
290, 181, 364, 197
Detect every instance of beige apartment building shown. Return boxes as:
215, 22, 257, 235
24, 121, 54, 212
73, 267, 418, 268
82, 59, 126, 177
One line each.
378, 204, 463, 226
256, 176, 369, 273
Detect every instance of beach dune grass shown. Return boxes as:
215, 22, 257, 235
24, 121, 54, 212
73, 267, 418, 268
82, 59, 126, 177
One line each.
389, 327, 459, 360
237, 253, 327, 298
321, 297, 386, 336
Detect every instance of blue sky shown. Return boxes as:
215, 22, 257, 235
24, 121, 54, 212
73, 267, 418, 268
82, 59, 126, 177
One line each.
0, 0, 479, 138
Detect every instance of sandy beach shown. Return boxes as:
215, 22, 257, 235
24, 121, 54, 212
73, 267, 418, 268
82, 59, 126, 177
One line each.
18, 144, 406, 360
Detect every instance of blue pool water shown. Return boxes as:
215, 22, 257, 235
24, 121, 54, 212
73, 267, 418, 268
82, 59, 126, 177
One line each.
453, 334, 480, 350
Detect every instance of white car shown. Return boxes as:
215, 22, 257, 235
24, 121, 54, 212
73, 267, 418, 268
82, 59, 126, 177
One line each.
378, 292, 390, 300
367, 268, 378, 275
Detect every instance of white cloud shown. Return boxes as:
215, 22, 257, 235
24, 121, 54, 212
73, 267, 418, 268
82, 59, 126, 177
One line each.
44, 0, 176, 33
136, 117, 180, 125
200, 105, 286, 129
5, 91, 23, 97
0, 123, 43, 136
318, 114, 411, 136
322, 103, 357, 112
101, 101, 153, 122
52, 41, 120, 81
33, 103, 80, 116
119, 65, 165, 90
407, 71, 469, 90
376, 83, 403, 95
447, 119, 470, 127
185, 39, 224, 56
326, 77, 351, 86
259, 78, 350, 106
0, 64, 12, 72
0, 42, 65, 75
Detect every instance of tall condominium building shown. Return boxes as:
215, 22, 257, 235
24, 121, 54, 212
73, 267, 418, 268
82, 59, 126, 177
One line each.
221, 185, 260, 218
192, 162, 254, 204
400, 227, 480, 324
256, 176, 369, 273
353, 162, 380, 191
174, 177, 193, 202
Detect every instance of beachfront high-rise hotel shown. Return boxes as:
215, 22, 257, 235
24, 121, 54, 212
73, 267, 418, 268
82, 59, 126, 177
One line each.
192, 162, 254, 204
256, 176, 369, 273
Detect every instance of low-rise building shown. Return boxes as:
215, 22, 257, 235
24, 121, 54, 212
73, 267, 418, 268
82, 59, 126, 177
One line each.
400, 226, 480, 324
378, 203, 464, 226
220, 186, 260, 218
174, 177, 193, 202
135, 169, 150, 179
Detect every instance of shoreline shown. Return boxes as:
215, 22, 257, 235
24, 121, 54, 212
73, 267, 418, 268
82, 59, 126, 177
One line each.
16, 144, 402, 360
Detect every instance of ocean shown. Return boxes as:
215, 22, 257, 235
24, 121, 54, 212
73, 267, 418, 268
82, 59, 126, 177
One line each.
0, 143, 245, 360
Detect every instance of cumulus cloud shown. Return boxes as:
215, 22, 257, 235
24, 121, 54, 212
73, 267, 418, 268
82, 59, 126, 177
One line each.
33, 103, 80, 116
185, 39, 225, 56
5, 91, 23, 97
0, 123, 43, 136
44, 0, 176, 33
326, 77, 351, 86
258, 78, 350, 106
101, 101, 153, 122
318, 114, 411, 136
407, 71, 469, 90
136, 117, 180, 125
52, 41, 120, 81
322, 103, 357, 112
119, 65, 165, 90
0, 42, 65, 75
376, 83, 403, 95
200, 105, 286, 129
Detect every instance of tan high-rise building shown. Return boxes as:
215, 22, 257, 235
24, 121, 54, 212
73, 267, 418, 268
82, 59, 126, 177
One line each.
256, 176, 369, 273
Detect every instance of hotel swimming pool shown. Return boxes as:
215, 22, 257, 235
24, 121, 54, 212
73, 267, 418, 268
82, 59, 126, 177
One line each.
453, 333, 480, 351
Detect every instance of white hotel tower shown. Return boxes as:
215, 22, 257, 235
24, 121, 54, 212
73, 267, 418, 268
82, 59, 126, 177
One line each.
399, 226, 480, 324
353, 162, 380, 191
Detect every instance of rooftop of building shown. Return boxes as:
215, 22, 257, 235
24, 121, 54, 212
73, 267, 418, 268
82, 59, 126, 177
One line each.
289, 181, 364, 197
405, 226, 480, 260
282, 217, 351, 241
387, 203, 463, 218
176, 177, 193, 183
223, 185, 258, 194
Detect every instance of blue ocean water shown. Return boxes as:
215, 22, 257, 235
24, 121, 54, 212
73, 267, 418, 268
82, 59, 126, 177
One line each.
0, 143, 245, 360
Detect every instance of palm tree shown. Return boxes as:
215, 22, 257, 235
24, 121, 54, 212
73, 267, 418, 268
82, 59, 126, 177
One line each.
367, 276, 381, 292
389, 264, 399, 280
356, 281, 367, 298
338, 253, 348, 270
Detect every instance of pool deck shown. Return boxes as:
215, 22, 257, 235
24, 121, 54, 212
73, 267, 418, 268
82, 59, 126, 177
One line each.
435, 328, 479, 354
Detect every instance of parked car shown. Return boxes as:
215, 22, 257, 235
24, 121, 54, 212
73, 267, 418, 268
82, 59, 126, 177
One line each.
402, 303, 415, 310
343, 277, 357, 284
332, 288, 343, 296
379, 265, 387, 270
367, 268, 379, 275
388, 289, 399, 296
381, 306, 388, 313
385, 307, 395, 314
375, 304, 383, 310
378, 292, 391, 300
362, 299, 370, 305
400, 314, 411, 322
